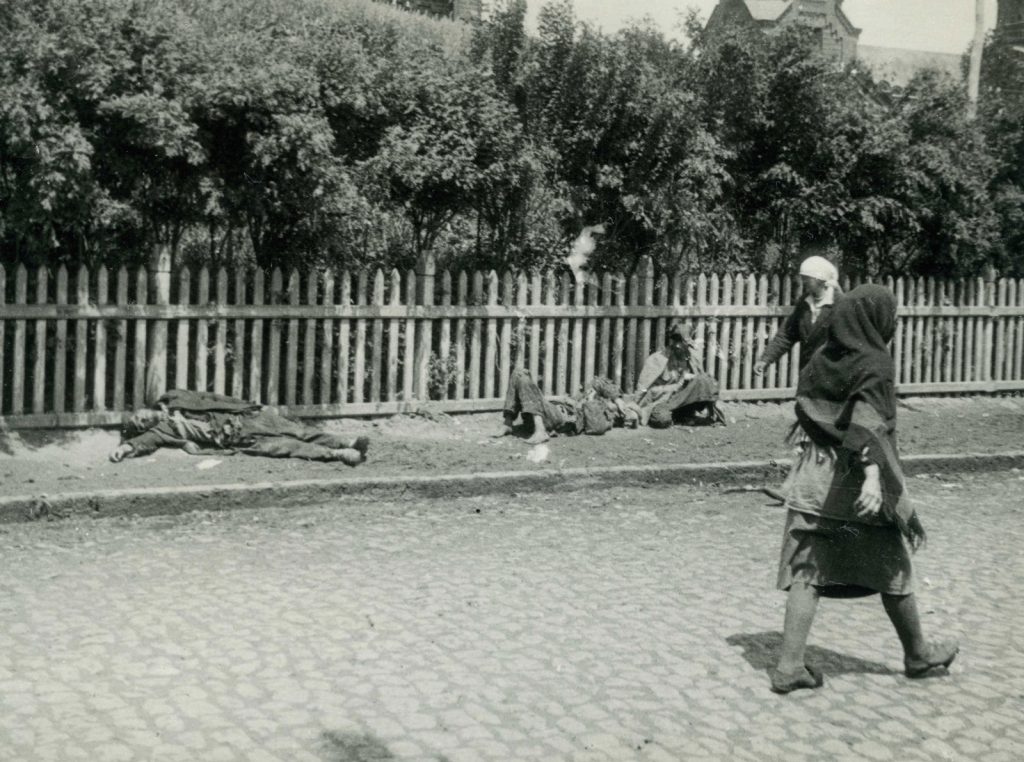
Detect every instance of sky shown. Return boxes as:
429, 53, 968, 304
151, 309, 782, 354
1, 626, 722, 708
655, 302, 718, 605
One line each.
523, 0, 999, 54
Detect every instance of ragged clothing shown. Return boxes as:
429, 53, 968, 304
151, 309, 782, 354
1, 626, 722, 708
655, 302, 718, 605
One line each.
759, 294, 835, 370
502, 369, 629, 436
633, 348, 722, 428
119, 390, 364, 463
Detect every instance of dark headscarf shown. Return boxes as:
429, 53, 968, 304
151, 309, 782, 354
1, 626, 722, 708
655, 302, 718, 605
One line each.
795, 284, 925, 549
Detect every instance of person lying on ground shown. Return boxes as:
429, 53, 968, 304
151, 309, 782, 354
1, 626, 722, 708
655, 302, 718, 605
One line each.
770, 284, 957, 694
634, 322, 726, 428
496, 369, 640, 445
754, 254, 841, 377
109, 389, 369, 466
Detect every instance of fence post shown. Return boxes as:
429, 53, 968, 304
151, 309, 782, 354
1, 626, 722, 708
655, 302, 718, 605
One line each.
146, 244, 171, 404
416, 252, 436, 401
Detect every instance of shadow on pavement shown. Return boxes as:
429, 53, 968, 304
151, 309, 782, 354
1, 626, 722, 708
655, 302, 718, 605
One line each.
319, 730, 450, 762
727, 631, 897, 676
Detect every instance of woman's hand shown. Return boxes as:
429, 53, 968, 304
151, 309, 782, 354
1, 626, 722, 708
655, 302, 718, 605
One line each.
855, 464, 884, 518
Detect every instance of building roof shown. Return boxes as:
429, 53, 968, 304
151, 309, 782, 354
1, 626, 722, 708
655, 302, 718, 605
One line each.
856, 45, 963, 87
743, 1, 792, 22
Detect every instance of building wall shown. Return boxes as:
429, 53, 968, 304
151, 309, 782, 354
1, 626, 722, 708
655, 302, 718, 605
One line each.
706, 1, 859, 66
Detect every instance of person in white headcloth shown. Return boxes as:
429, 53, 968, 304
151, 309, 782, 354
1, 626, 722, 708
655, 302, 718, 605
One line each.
754, 255, 841, 376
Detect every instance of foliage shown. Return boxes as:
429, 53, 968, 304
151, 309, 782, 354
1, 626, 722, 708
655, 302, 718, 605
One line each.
1, 0, 1020, 277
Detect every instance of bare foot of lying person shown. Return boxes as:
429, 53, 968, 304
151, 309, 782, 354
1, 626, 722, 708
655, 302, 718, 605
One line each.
331, 448, 366, 466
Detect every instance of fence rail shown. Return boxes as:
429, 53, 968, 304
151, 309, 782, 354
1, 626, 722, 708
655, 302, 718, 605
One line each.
2, 256, 1023, 429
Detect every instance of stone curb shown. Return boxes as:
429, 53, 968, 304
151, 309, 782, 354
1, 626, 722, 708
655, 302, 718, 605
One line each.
1, 451, 1022, 523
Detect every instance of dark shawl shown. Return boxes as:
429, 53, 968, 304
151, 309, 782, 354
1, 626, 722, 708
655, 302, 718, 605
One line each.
794, 284, 925, 549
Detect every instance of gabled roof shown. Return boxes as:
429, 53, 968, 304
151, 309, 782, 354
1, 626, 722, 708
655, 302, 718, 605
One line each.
743, 1, 792, 22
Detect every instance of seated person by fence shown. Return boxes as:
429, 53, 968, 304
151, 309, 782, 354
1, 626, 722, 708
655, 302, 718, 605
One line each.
634, 323, 726, 428
497, 369, 640, 445
110, 389, 370, 466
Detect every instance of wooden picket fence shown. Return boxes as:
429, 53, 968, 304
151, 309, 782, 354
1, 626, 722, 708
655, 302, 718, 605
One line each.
2, 256, 1024, 429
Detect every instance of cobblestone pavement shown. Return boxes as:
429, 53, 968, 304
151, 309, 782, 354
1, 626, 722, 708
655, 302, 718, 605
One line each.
1, 472, 1022, 761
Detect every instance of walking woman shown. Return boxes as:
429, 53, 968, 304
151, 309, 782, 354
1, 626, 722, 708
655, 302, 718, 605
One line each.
754, 255, 841, 377
771, 284, 959, 693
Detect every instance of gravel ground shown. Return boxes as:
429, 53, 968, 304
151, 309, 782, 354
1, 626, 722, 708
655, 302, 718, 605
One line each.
2, 396, 1023, 499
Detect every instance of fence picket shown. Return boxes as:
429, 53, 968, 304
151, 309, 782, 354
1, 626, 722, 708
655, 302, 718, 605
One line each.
318, 270, 335, 404
285, 269, 300, 405
417, 256, 435, 401
93, 268, 108, 410
11, 265, 27, 415
983, 278, 996, 382
193, 269, 211, 393
53, 267, 68, 413
500, 271, 514, 397
638, 258, 654, 387
470, 272, 483, 399
598, 273, 612, 380
131, 268, 147, 409
706, 274, 720, 379
266, 268, 282, 404
777, 275, 791, 387
388, 270, 401, 402
754, 275, 768, 390
893, 277, 905, 384
529, 272, 542, 380
940, 279, 953, 384
336, 271, 350, 405
974, 278, 987, 382
954, 280, 962, 383
743, 274, 757, 390
515, 271, 527, 373
113, 268, 128, 410
73, 266, 91, 410
560, 272, 573, 396
440, 270, 453, 399
570, 275, 583, 394
371, 269, 385, 403
175, 269, 191, 391
486, 271, 500, 398
1015, 279, 1024, 380
720, 274, 734, 389
455, 272, 468, 400
925, 276, 937, 383
624, 272, 639, 393
612, 271, 625, 392
32, 268, 48, 414
354, 270, 368, 404
250, 269, 265, 403
233, 270, 246, 400
194, 268, 210, 394
303, 269, 318, 404
543, 272, 556, 395
214, 268, 229, 395
655, 273, 670, 352
585, 274, 598, 385
995, 278, 1008, 381
402, 269, 415, 401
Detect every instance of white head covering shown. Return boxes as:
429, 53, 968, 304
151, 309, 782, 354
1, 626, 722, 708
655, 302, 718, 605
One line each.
799, 255, 840, 289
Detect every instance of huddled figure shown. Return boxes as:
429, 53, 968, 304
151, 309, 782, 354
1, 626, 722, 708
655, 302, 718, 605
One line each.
110, 389, 369, 465
498, 369, 641, 444
635, 322, 725, 428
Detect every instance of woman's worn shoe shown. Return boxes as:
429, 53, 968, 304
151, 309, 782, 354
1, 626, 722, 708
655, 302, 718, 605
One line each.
769, 665, 824, 694
905, 640, 959, 678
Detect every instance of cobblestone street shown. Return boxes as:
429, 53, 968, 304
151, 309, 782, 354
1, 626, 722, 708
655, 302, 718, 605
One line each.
1, 472, 1022, 761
